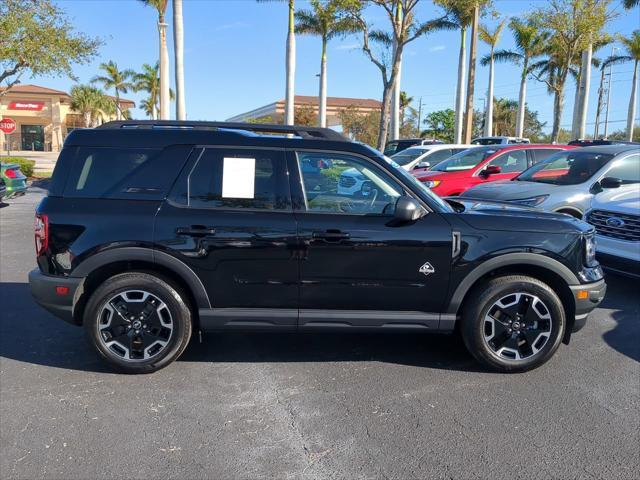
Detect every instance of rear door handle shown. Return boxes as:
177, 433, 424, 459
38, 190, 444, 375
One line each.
312, 230, 351, 242
176, 225, 217, 236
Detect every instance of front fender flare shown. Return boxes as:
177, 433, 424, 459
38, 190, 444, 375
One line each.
446, 253, 579, 315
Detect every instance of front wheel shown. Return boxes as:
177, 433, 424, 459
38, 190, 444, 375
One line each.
461, 275, 566, 373
84, 272, 192, 374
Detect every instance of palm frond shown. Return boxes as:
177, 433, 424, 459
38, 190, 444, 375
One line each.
492, 49, 523, 65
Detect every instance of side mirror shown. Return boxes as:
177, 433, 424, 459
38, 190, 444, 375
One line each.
415, 161, 431, 170
482, 165, 502, 176
394, 196, 424, 222
600, 176, 623, 189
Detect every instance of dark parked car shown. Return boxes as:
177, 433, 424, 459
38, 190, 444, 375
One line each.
383, 138, 443, 156
30, 121, 606, 374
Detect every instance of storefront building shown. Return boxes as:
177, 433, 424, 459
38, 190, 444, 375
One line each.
0, 84, 134, 152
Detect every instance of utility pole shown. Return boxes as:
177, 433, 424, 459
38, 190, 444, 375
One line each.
416, 96, 423, 134
602, 47, 618, 138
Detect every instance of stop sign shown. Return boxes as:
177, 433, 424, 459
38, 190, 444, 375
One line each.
0, 117, 17, 134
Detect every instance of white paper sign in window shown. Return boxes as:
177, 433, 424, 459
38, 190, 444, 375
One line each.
222, 157, 255, 198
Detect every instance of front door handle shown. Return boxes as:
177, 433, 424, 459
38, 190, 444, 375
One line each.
176, 225, 217, 237
312, 230, 351, 242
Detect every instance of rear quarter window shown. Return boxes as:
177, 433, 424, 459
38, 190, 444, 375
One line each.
62, 146, 191, 199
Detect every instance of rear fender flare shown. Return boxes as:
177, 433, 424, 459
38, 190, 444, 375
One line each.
71, 247, 211, 308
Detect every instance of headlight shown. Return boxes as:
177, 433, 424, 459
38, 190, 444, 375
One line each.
423, 180, 441, 188
510, 195, 549, 207
584, 234, 598, 267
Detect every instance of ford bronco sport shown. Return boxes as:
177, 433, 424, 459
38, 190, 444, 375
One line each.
29, 121, 606, 374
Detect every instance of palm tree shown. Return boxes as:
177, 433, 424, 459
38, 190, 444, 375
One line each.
91, 61, 135, 120
399, 91, 413, 125
606, 30, 640, 141
623, 0, 639, 8
70, 85, 113, 127
491, 19, 547, 138
479, 18, 506, 137
134, 63, 160, 119
258, 0, 296, 125
173, 0, 186, 120
134, 62, 176, 119
139, 0, 170, 120
295, 0, 358, 128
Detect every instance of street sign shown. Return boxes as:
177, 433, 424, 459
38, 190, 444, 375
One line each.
0, 117, 17, 134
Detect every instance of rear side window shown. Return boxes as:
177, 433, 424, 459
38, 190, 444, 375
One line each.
532, 149, 561, 164
173, 148, 291, 210
62, 146, 190, 199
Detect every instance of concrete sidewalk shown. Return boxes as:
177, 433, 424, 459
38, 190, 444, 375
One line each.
0, 150, 58, 173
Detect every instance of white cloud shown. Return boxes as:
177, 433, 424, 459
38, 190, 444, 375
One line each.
428, 45, 446, 53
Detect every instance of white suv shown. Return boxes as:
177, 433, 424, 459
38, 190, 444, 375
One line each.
584, 184, 640, 278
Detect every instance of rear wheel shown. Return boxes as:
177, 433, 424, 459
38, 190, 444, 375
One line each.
84, 272, 192, 374
461, 275, 565, 372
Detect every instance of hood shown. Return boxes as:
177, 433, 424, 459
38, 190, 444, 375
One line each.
460, 179, 559, 200
591, 185, 640, 214
448, 197, 592, 234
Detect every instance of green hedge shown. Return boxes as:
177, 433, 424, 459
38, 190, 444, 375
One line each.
0, 156, 35, 177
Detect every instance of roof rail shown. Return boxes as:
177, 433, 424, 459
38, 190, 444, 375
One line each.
97, 120, 347, 141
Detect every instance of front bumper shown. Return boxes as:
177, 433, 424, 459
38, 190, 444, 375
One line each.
569, 279, 607, 333
29, 269, 83, 325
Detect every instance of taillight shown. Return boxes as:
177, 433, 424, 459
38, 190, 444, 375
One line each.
34, 213, 49, 256
4, 168, 17, 179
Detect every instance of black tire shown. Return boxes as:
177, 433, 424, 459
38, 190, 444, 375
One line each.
83, 272, 192, 374
460, 275, 566, 373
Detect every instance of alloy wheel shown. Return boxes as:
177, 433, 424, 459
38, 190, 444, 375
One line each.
483, 292, 553, 361
97, 290, 174, 362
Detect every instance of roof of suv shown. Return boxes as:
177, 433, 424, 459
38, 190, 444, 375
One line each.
572, 144, 640, 155
65, 121, 374, 154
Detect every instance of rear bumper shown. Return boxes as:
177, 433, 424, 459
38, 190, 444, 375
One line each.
569, 279, 607, 333
29, 269, 83, 325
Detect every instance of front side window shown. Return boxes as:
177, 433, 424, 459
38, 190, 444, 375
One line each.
296, 152, 401, 215
177, 148, 290, 210
486, 149, 528, 173
604, 154, 640, 183
516, 151, 614, 185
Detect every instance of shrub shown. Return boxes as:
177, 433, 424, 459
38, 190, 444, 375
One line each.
0, 156, 35, 177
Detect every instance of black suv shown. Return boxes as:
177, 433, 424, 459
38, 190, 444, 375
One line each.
30, 121, 606, 374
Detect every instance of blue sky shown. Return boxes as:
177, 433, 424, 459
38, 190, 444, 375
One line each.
36, 0, 640, 135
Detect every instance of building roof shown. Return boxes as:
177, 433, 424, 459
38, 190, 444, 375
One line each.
0, 84, 135, 107
282, 95, 381, 109
0, 84, 70, 97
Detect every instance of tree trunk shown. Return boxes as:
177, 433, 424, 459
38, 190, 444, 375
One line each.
390, 2, 403, 141
377, 82, 393, 151
577, 44, 592, 139
570, 66, 582, 140
173, 0, 186, 120
515, 58, 528, 138
318, 37, 327, 128
454, 27, 466, 144
285, 0, 296, 125
158, 18, 170, 120
593, 66, 606, 138
551, 87, 565, 143
463, 6, 479, 143
115, 90, 121, 121
627, 59, 638, 142
84, 111, 92, 128
484, 49, 495, 137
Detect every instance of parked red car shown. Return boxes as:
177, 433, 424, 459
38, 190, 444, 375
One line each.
413, 144, 575, 196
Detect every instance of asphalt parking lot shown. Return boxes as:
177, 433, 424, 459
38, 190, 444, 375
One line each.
1, 187, 639, 480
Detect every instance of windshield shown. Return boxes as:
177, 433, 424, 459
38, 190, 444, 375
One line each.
390, 148, 428, 166
431, 147, 498, 172
517, 150, 614, 185
360, 145, 454, 212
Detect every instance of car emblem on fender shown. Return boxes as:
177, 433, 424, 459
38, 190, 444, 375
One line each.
419, 262, 435, 276
605, 217, 625, 228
